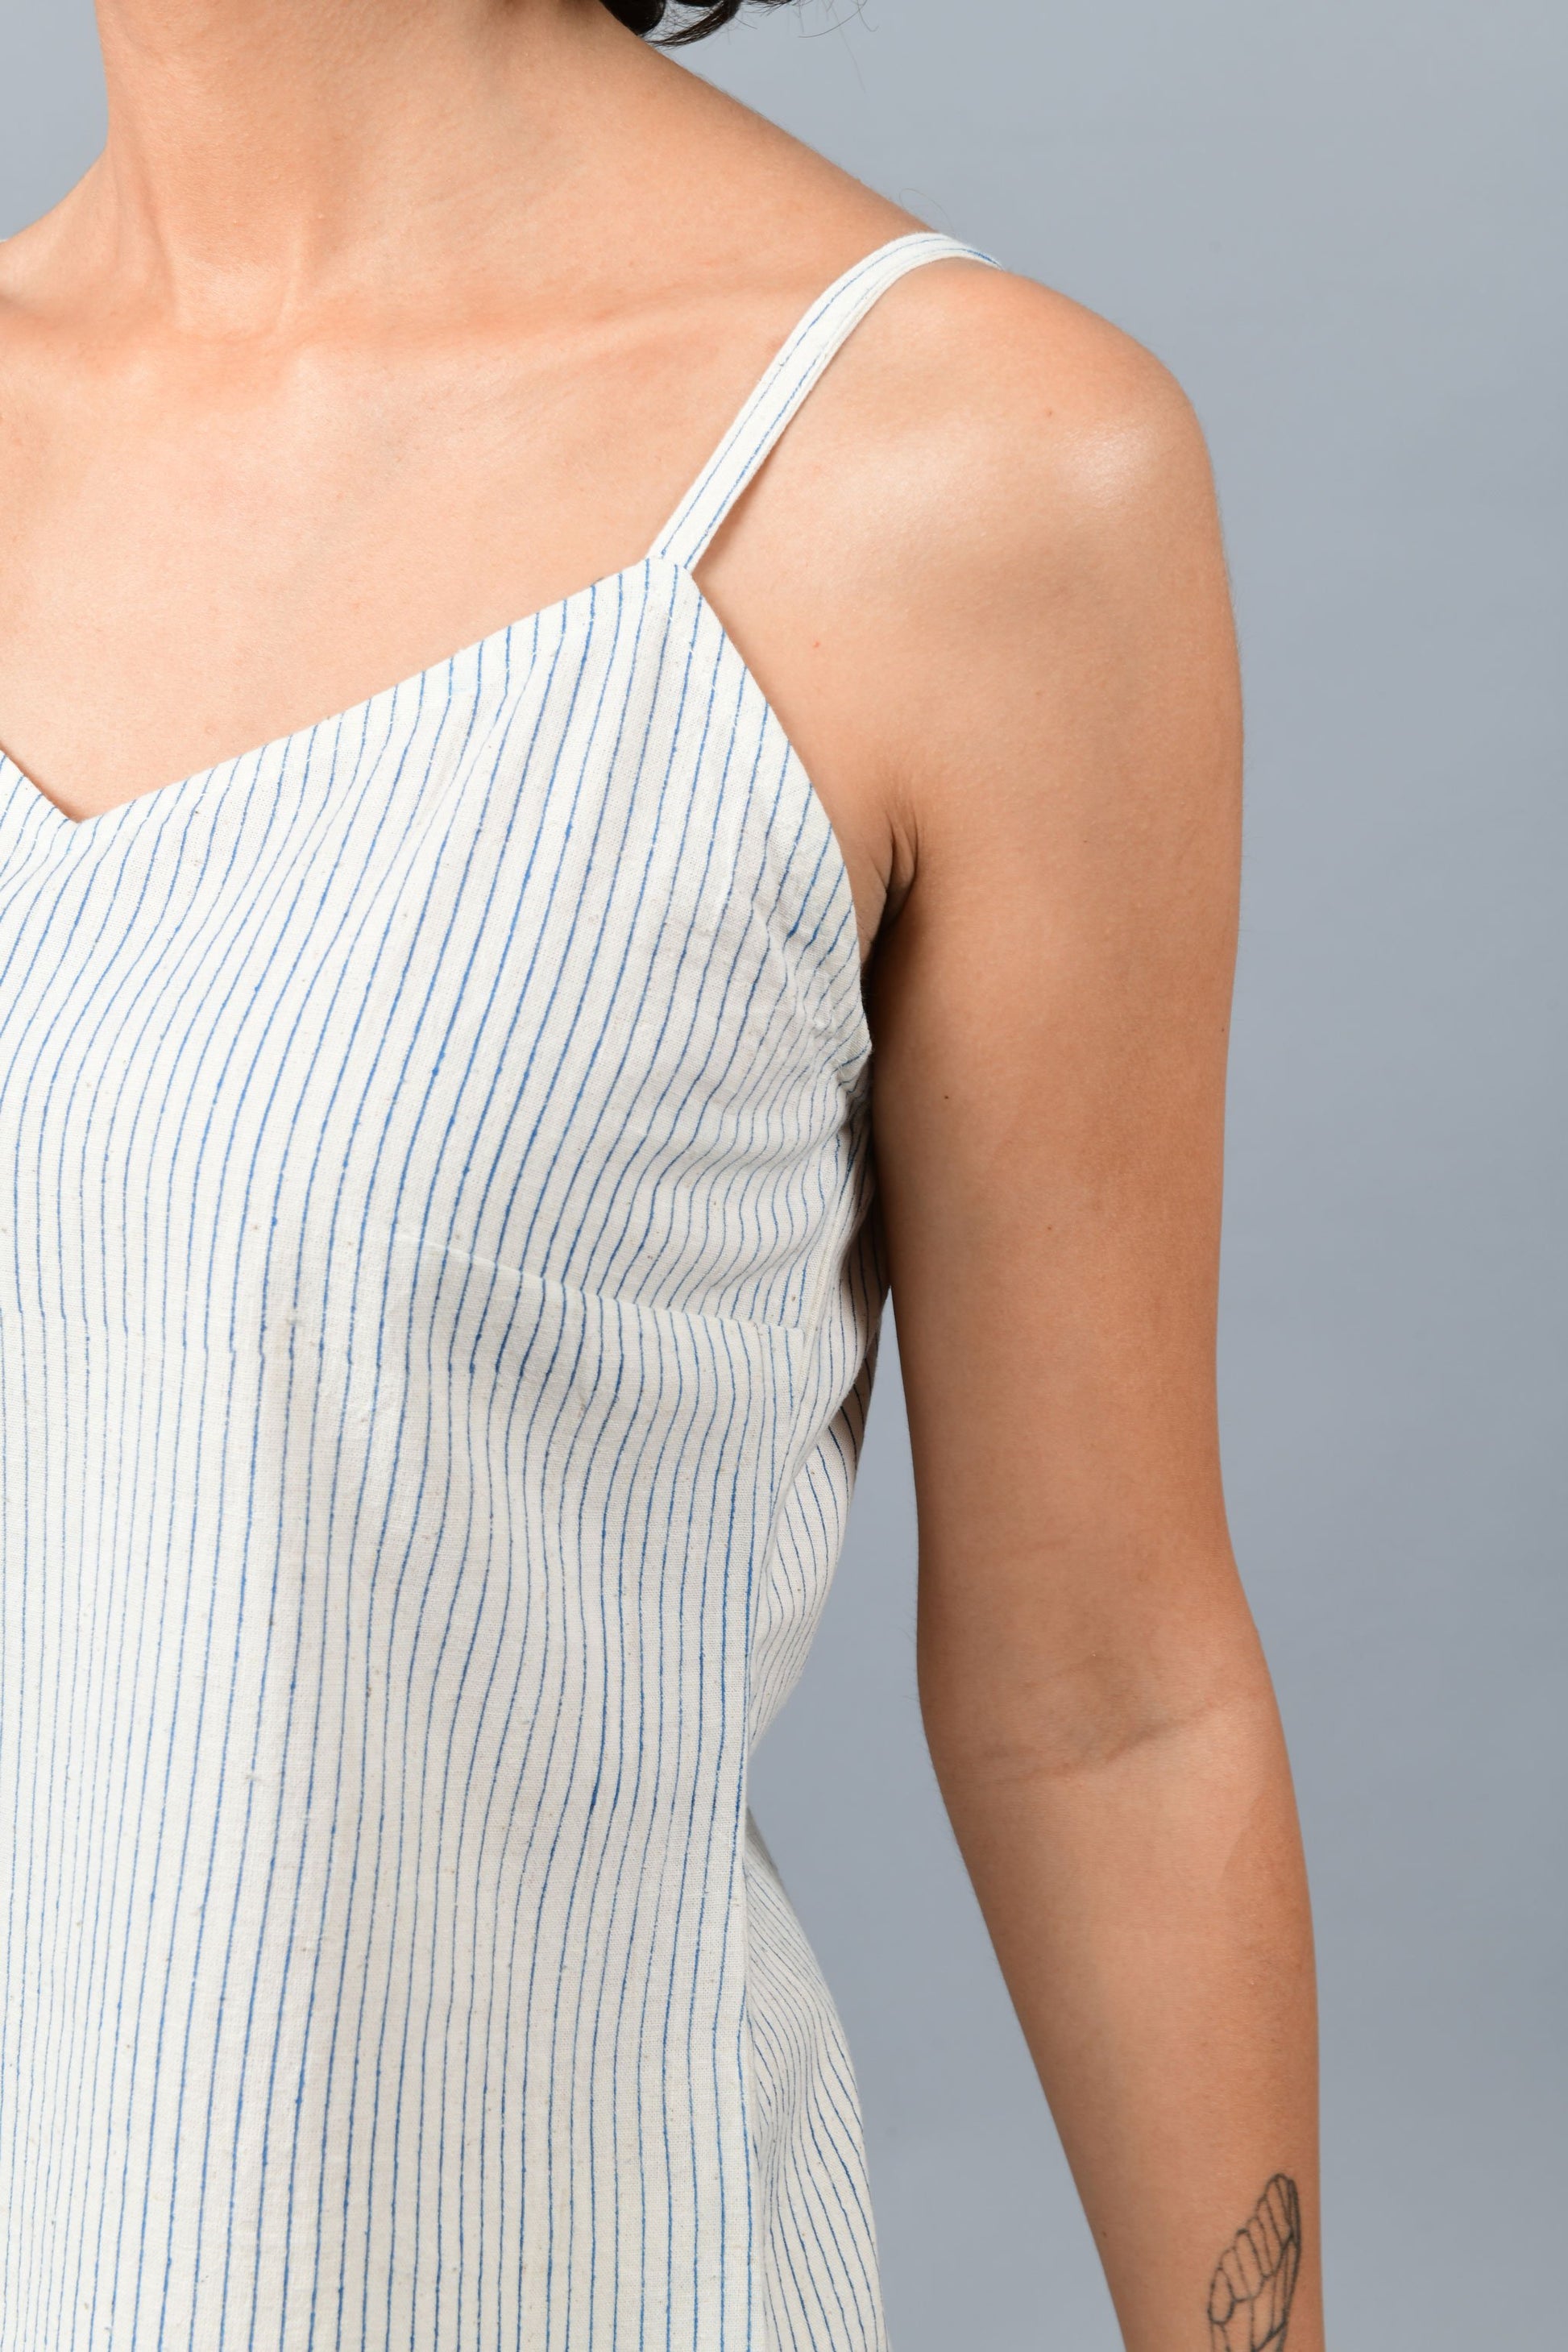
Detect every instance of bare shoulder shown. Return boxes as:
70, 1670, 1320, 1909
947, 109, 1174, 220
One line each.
798, 255, 1222, 630
628, 51, 1239, 932
703, 243, 1235, 866
697, 167, 1227, 652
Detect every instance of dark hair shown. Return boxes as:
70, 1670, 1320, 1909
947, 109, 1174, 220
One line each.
603, 0, 795, 47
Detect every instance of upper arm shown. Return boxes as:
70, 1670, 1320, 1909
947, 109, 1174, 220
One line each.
858, 272, 1248, 1756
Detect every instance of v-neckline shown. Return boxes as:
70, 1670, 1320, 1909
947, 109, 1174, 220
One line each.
0, 556, 657, 842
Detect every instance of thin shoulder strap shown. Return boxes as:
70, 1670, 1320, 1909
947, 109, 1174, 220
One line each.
649, 230, 1003, 572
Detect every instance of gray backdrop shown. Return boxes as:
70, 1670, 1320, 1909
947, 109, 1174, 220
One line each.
3, 3, 1562, 2345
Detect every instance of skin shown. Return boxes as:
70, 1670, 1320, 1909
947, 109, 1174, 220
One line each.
0, 3, 1323, 2346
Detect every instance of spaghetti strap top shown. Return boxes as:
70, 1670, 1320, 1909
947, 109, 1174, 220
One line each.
0, 227, 1000, 2352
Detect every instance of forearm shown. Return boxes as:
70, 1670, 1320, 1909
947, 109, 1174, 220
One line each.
924, 1670, 1321, 2352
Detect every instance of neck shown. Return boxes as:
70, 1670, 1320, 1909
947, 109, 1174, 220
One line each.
74, 0, 631, 326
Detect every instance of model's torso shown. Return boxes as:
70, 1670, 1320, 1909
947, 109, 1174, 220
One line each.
0, 208, 1009, 2350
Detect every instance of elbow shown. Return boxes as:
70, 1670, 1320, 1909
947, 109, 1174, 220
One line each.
917, 1635, 1282, 1795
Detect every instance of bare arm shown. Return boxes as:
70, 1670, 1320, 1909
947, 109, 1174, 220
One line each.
703, 253, 1322, 2350
865, 284, 1320, 2350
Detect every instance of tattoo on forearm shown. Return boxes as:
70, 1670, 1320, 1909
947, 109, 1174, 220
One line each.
1207, 2176, 1302, 2351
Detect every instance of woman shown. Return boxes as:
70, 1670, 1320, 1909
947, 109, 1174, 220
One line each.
0, 2, 1320, 2347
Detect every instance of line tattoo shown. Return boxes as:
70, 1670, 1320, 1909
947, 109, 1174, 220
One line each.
1207, 2175, 1302, 2352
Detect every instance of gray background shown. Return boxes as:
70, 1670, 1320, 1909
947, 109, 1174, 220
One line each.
3, 2, 1563, 2345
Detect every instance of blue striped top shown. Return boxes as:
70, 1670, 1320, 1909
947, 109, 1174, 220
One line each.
0, 229, 998, 2351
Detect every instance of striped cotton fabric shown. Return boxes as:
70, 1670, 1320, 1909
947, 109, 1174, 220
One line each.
0, 230, 998, 2350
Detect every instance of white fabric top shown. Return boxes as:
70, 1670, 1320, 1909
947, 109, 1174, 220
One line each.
0, 228, 998, 2351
